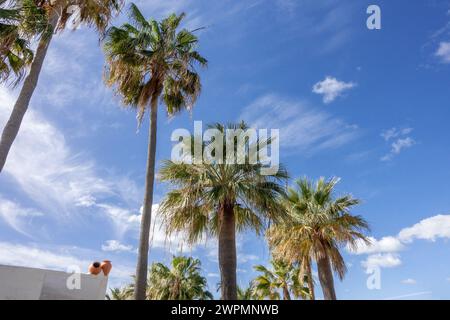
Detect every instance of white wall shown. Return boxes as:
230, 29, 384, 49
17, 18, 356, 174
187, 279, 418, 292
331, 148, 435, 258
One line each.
0, 264, 108, 300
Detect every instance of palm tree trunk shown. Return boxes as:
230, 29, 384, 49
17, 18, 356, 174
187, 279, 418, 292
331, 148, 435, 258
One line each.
0, 6, 60, 173
317, 256, 336, 300
134, 95, 159, 300
218, 203, 237, 300
282, 285, 291, 300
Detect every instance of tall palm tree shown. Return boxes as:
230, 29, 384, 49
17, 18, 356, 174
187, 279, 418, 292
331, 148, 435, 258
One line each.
103, 3, 207, 300
146, 256, 213, 300
158, 122, 288, 300
267, 177, 370, 300
0, 0, 122, 172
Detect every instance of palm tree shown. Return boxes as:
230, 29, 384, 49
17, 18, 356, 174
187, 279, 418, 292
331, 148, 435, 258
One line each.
106, 286, 133, 300
253, 259, 309, 300
145, 256, 213, 300
158, 122, 288, 300
253, 261, 289, 300
0, 0, 122, 172
0, 0, 44, 85
103, 3, 207, 300
237, 283, 255, 300
267, 177, 370, 300
290, 263, 312, 300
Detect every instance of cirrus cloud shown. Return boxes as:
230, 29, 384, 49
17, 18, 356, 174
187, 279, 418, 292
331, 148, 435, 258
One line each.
239, 94, 359, 155
435, 41, 450, 63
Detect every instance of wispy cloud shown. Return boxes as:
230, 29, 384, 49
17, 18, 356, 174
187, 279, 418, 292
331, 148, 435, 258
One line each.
96, 204, 141, 238
435, 41, 450, 63
275, 0, 297, 13
0, 241, 134, 288
0, 86, 141, 239
207, 272, 220, 278
132, 0, 213, 31
312, 76, 356, 104
0, 88, 109, 215
0, 242, 88, 270
381, 127, 413, 141
380, 127, 416, 161
237, 253, 259, 264
383, 291, 432, 300
102, 240, 134, 253
239, 94, 358, 155
402, 278, 417, 285
0, 196, 43, 236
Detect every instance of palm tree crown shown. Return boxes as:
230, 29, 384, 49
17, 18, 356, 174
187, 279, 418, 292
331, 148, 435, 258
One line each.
0, 0, 47, 85
267, 177, 370, 300
104, 3, 207, 123
237, 283, 255, 300
253, 259, 309, 300
106, 286, 133, 300
146, 256, 213, 300
159, 122, 288, 299
159, 124, 288, 243
107, 256, 212, 300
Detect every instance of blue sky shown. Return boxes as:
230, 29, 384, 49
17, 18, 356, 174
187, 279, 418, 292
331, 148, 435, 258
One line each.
1, 0, 450, 299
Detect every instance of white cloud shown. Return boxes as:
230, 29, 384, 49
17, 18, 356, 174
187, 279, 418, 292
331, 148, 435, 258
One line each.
207, 272, 220, 278
312, 76, 356, 103
96, 204, 141, 237
401, 278, 417, 285
0, 241, 134, 288
362, 253, 402, 269
435, 41, 450, 63
0, 241, 88, 270
398, 215, 450, 243
132, 0, 206, 31
381, 127, 416, 161
134, 0, 192, 16
102, 240, 133, 253
0, 86, 141, 237
383, 291, 432, 300
355, 214, 450, 273
109, 204, 196, 253
0, 196, 43, 236
237, 253, 259, 264
381, 127, 413, 141
91, 203, 188, 252
239, 94, 358, 154
348, 236, 404, 255
391, 137, 416, 155
0, 87, 111, 214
